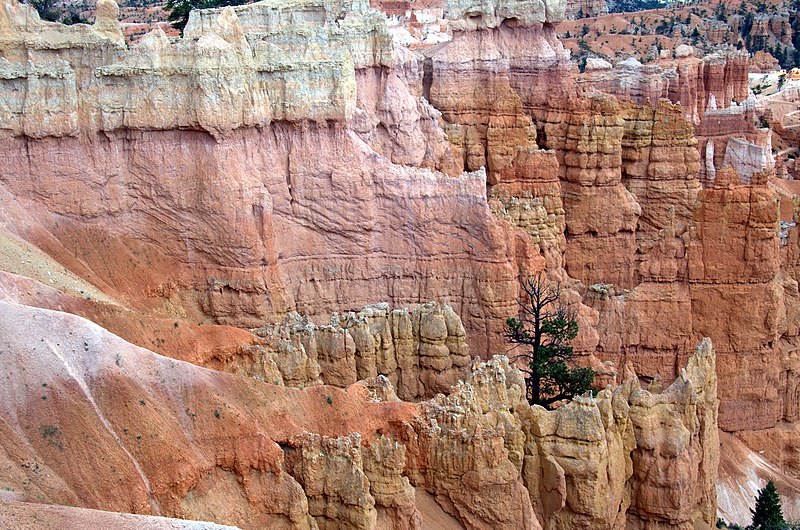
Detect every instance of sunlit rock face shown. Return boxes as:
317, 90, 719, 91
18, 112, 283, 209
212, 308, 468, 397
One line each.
418, 0, 797, 483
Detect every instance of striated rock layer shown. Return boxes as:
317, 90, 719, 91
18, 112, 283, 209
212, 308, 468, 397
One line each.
579, 49, 750, 125
251, 301, 472, 400
0, 0, 546, 358
0, 0, 797, 522
422, 2, 798, 472
578, 48, 773, 185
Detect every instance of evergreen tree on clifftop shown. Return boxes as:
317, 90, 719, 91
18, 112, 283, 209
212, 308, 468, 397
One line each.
504, 273, 595, 409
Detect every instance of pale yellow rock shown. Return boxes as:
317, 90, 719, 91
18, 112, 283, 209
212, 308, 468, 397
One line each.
254, 302, 471, 400
402, 355, 539, 530
363, 437, 423, 530
446, 0, 567, 30
0, 0, 394, 138
396, 341, 718, 530
520, 339, 718, 530
285, 433, 378, 530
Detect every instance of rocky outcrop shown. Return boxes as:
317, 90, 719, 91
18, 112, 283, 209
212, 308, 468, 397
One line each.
750, 50, 780, 73
579, 49, 750, 125
586, 170, 784, 434
0, 0, 392, 137
524, 338, 718, 529
0, 298, 720, 530
556, 94, 641, 288
253, 302, 472, 400
696, 102, 772, 186
353, 47, 457, 173
283, 433, 380, 529
620, 99, 701, 238
722, 137, 775, 183
737, 11, 795, 48
402, 356, 538, 530
444, 0, 565, 31
425, 7, 644, 288
395, 0, 791, 456
564, 0, 606, 19
578, 49, 774, 184
0, 0, 798, 523
403, 341, 718, 530
425, 28, 544, 177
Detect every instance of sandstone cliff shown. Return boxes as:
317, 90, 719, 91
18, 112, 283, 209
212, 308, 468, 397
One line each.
579, 48, 750, 125
0, 0, 543, 359
420, 0, 798, 504
251, 301, 472, 400
0, 0, 798, 525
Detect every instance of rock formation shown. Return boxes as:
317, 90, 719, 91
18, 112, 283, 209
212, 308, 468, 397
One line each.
578, 47, 775, 185
0, 298, 719, 529
251, 301, 471, 400
427, 2, 798, 512
578, 48, 750, 124
0, 0, 543, 358
0, 0, 799, 525
564, 0, 607, 20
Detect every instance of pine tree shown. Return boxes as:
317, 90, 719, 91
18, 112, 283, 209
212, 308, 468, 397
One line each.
26, 0, 61, 21
504, 274, 595, 408
165, 0, 250, 34
751, 480, 786, 530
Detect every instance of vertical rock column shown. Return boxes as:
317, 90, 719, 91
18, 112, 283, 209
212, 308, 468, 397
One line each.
688, 168, 782, 431
560, 95, 642, 288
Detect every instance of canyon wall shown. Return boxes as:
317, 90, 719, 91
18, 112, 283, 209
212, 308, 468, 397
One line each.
580, 48, 750, 124
251, 301, 473, 400
564, 0, 607, 19
423, 5, 797, 461
578, 47, 773, 185
0, 0, 544, 358
0, 0, 797, 525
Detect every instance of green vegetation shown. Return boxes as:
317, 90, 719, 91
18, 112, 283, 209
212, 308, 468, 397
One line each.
609, 0, 668, 14
504, 274, 595, 409
26, 0, 89, 24
165, 0, 251, 34
40, 424, 64, 451
731, 1, 800, 69
62, 12, 89, 24
716, 518, 745, 530
751, 480, 786, 529
714, 2, 727, 21
26, 0, 60, 21
717, 480, 800, 529
40, 425, 59, 438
